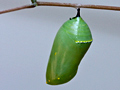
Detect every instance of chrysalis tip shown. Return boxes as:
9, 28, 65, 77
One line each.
75, 8, 80, 17
69, 8, 80, 20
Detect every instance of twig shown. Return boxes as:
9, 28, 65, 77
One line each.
0, 1, 120, 14
0, 5, 35, 14
37, 1, 120, 10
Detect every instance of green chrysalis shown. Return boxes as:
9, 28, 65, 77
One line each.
46, 8, 93, 85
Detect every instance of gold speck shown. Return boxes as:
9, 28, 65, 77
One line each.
54, 52, 57, 55
46, 81, 48, 84
75, 39, 93, 43
58, 78, 60, 80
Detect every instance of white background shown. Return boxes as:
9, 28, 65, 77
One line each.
0, 0, 120, 90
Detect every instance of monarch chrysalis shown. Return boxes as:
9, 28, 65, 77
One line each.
46, 8, 93, 85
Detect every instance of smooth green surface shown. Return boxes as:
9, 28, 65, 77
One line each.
46, 17, 92, 85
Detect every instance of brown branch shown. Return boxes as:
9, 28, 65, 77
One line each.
0, 5, 35, 14
0, 1, 120, 14
37, 1, 120, 11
